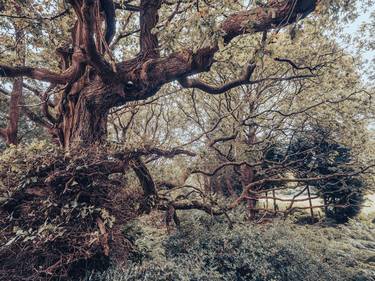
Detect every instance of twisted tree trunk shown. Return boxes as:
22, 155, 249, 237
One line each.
59, 83, 111, 148
0, 0, 317, 150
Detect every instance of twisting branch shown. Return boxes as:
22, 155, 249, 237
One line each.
191, 161, 262, 177
130, 0, 318, 99
208, 133, 238, 147
41, 86, 58, 125
230, 164, 375, 209
139, 0, 162, 57
274, 57, 324, 73
179, 63, 256, 95
81, 0, 116, 81
100, 0, 116, 44
0, 64, 76, 84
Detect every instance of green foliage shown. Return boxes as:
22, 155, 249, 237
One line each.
92, 213, 375, 281
0, 140, 58, 201
265, 127, 367, 222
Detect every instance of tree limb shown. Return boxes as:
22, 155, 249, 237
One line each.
100, 0, 116, 44
179, 63, 256, 95
114, 2, 140, 12
136, 0, 318, 93
274, 57, 324, 72
139, 0, 162, 57
81, 0, 116, 81
0, 64, 75, 84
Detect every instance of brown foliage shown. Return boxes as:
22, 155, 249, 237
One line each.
0, 146, 141, 281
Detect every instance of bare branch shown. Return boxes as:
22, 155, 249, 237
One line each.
192, 161, 262, 177
114, 2, 141, 12
0, 9, 69, 21
274, 57, 324, 72
179, 63, 256, 95
0, 64, 75, 84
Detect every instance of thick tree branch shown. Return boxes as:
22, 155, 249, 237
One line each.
114, 146, 196, 160
133, 0, 317, 95
100, 0, 116, 44
130, 157, 157, 197
139, 0, 162, 57
221, 0, 316, 44
0, 64, 76, 84
81, 0, 116, 81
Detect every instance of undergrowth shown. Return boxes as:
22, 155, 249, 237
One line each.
0, 142, 140, 281
92, 212, 375, 281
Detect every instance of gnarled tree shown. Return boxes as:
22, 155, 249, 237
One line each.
2, 1, 375, 279
0, 0, 318, 149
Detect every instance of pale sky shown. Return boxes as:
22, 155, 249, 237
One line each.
341, 5, 374, 84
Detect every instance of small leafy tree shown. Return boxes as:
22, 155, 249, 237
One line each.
274, 127, 366, 222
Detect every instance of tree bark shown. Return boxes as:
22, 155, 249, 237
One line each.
0, 78, 23, 145
60, 90, 108, 148
0, 0, 318, 150
0, 16, 24, 146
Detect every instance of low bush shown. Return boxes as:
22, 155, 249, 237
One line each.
92, 212, 375, 281
0, 142, 140, 281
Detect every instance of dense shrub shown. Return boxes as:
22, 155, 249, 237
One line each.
267, 128, 367, 223
92, 212, 375, 281
0, 142, 140, 281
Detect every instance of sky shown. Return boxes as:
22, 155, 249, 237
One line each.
341, 5, 374, 84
